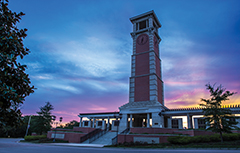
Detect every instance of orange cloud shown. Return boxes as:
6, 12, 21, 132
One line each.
165, 88, 240, 109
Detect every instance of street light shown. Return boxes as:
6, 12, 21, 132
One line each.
52, 116, 63, 142
25, 115, 31, 136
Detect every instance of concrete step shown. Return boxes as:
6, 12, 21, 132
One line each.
81, 139, 89, 144
90, 131, 117, 145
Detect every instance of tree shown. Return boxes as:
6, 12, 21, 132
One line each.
200, 83, 238, 143
31, 102, 55, 135
0, 0, 35, 128
63, 120, 79, 129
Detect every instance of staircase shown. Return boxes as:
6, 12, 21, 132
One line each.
90, 131, 117, 145
81, 127, 130, 145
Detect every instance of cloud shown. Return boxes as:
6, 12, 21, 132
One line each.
88, 104, 108, 111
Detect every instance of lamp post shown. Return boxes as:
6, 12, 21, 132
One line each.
52, 116, 63, 142
25, 115, 31, 136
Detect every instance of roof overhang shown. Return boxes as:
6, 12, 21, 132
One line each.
130, 10, 161, 28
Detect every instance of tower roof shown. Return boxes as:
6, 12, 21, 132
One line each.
130, 10, 161, 27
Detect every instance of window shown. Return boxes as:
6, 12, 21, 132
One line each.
84, 121, 88, 126
172, 119, 179, 129
139, 20, 146, 30
198, 119, 206, 129
98, 121, 102, 126
114, 120, 119, 126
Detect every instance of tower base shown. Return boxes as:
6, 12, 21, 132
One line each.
118, 101, 166, 132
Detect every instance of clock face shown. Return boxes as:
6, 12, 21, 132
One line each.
137, 34, 148, 45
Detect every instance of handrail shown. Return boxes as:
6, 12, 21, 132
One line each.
112, 127, 130, 145
89, 126, 110, 143
80, 126, 111, 143
80, 128, 102, 143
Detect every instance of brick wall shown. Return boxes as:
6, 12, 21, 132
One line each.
47, 127, 96, 143
157, 79, 163, 104
135, 53, 149, 75
130, 127, 176, 134
47, 131, 86, 143
134, 76, 149, 102
118, 134, 174, 144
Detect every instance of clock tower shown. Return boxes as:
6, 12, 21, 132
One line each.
119, 10, 165, 131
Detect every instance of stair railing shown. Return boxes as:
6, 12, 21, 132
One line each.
80, 128, 102, 143
88, 126, 111, 143
112, 127, 130, 145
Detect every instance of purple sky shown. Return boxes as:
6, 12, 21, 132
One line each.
8, 0, 240, 123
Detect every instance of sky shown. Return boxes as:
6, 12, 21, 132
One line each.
8, 0, 240, 123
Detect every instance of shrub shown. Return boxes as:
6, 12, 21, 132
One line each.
134, 141, 142, 145
24, 135, 47, 141
223, 133, 239, 141
167, 133, 240, 145
192, 135, 210, 143
167, 136, 182, 144
209, 134, 221, 142
179, 137, 191, 145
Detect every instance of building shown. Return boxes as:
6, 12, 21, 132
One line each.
48, 10, 240, 144
78, 10, 240, 131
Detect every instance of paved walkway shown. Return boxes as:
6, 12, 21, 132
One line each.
49, 143, 105, 147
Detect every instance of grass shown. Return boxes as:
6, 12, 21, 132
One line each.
23, 135, 69, 143
20, 138, 69, 143
51, 130, 83, 133
105, 140, 240, 149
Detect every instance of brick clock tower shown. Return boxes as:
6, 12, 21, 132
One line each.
119, 10, 165, 131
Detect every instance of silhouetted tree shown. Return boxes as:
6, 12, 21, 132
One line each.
0, 0, 35, 128
31, 102, 55, 135
200, 83, 238, 143
63, 120, 79, 129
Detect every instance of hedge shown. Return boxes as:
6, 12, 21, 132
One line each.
167, 133, 240, 145
24, 135, 47, 141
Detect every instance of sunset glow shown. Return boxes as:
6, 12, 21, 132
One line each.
9, 0, 240, 123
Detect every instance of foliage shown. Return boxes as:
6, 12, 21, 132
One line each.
0, 0, 35, 128
0, 124, 26, 137
200, 83, 238, 142
167, 133, 240, 145
63, 120, 79, 129
24, 135, 47, 141
30, 102, 55, 135
109, 140, 240, 149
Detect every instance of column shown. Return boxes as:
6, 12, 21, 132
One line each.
178, 118, 183, 129
167, 116, 172, 128
151, 112, 161, 128
79, 117, 83, 127
92, 118, 95, 128
118, 114, 128, 132
194, 118, 198, 129
130, 114, 133, 128
147, 113, 150, 128
187, 114, 193, 129
107, 117, 110, 129
160, 115, 164, 128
